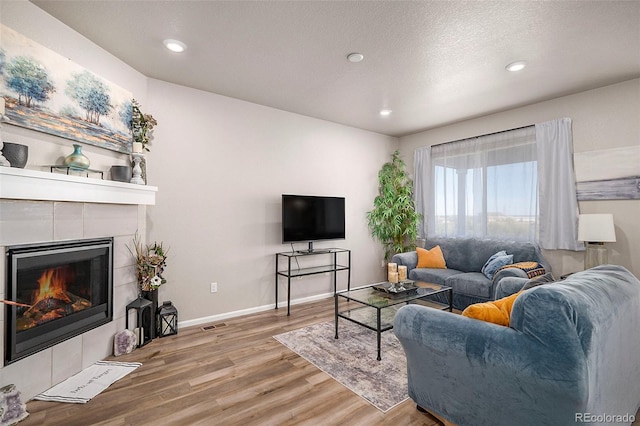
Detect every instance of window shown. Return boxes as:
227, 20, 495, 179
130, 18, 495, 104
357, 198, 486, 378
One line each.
426, 126, 538, 241
414, 118, 581, 250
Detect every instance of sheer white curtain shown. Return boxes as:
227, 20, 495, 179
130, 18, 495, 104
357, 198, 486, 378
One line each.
414, 119, 581, 249
536, 118, 582, 250
415, 127, 538, 241
414, 147, 431, 239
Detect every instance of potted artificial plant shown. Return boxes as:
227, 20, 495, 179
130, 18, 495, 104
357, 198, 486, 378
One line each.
129, 99, 157, 183
131, 99, 157, 153
367, 150, 421, 261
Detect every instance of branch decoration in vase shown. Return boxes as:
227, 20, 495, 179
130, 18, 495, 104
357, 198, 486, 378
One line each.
129, 234, 168, 340
129, 234, 168, 293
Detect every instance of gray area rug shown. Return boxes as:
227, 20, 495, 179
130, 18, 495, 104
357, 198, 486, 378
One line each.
274, 320, 409, 412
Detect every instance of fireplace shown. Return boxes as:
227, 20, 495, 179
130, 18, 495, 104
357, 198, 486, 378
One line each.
5, 238, 113, 365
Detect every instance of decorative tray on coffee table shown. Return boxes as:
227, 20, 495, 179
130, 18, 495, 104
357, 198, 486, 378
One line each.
373, 280, 417, 295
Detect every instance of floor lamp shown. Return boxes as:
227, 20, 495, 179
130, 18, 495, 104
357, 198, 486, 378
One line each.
577, 214, 616, 269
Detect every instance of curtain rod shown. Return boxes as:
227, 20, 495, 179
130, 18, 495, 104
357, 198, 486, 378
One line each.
431, 124, 535, 148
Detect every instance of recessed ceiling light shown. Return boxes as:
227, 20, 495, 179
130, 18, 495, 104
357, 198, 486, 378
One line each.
505, 60, 527, 72
163, 39, 187, 53
347, 53, 364, 63
379, 109, 392, 116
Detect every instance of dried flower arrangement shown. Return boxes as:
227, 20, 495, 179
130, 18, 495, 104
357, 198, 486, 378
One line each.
130, 234, 168, 291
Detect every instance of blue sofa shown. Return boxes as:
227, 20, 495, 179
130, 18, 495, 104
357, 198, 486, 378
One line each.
391, 237, 551, 311
394, 265, 640, 426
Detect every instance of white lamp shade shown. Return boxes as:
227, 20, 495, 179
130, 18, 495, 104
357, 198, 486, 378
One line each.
578, 214, 616, 243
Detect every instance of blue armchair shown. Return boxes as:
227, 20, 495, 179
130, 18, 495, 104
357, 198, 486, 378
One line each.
394, 265, 640, 426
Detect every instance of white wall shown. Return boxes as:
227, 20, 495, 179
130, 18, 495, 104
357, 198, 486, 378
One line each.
146, 79, 396, 322
399, 79, 640, 278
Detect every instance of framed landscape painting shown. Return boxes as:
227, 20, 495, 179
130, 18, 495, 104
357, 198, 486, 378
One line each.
0, 24, 133, 154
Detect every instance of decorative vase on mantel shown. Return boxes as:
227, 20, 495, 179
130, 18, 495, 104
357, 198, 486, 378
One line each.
64, 144, 90, 170
141, 289, 158, 339
2, 142, 28, 168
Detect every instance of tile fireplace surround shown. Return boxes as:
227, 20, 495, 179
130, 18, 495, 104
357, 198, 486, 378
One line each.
0, 166, 157, 399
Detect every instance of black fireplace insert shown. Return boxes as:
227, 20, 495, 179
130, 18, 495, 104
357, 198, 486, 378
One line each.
5, 238, 113, 365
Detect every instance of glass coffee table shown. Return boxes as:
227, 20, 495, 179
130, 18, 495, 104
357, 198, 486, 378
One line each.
334, 281, 453, 360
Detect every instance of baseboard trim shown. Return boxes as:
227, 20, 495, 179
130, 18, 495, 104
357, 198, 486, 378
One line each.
178, 291, 333, 329
178, 284, 372, 328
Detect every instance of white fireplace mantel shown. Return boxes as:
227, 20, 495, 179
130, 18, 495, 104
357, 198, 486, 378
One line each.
0, 166, 157, 205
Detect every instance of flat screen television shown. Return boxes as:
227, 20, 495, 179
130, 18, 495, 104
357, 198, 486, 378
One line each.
282, 194, 345, 252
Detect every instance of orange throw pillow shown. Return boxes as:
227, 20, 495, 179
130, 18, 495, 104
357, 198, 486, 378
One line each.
461, 291, 522, 326
416, 245, 447, 269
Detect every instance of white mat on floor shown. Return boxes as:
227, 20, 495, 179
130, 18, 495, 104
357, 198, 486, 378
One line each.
34, 360, 142, 404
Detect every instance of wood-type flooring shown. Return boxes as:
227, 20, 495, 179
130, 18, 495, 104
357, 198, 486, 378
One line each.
23, 296, 640, 425
23, 298, 440, 426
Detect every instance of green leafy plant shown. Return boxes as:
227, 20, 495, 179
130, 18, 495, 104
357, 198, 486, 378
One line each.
131, 99, 157, 152
367, 150, 421, 261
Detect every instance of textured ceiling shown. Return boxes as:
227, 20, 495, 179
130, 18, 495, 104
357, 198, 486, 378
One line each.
31, 0, 640, 137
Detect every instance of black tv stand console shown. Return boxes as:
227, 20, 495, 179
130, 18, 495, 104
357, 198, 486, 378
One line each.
275, 248, 351, 316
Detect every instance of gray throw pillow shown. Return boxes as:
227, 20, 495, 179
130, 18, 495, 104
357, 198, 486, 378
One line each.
482, 253, 513, 280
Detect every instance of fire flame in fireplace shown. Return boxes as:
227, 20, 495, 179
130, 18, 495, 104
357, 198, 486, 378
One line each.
35, 267, 73, 305
16, 266, 91, 331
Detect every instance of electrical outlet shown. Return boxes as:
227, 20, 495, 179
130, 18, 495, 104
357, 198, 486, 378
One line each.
210, 282, 218, 293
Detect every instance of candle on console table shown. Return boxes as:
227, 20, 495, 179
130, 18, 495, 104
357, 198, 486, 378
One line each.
132, 142, 143, 153
398, 265, 407, 282
387, 263, 398, 282
388, 271, 399, 284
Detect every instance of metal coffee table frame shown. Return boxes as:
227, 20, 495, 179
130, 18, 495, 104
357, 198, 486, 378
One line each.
334, 281, 453, 360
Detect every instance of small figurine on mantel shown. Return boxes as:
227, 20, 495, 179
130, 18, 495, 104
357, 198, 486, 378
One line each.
0, 97, 12, 167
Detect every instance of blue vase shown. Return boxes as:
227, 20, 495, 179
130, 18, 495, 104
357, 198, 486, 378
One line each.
64, 144, 90, 170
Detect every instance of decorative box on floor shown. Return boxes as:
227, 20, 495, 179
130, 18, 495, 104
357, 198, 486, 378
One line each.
157, 301, 178, 337
126, 297, 154, 347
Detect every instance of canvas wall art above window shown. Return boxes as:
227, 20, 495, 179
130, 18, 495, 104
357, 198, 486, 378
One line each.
0, 24, 133, 154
